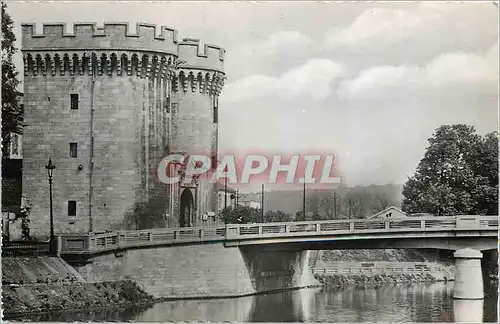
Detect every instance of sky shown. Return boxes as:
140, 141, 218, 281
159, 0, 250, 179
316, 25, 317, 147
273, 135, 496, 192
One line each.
6, 1, 499, 192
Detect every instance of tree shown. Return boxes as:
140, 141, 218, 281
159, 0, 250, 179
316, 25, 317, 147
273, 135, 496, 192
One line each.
305, 190, 322, 220
295, 211, 306, 221
123, 196, 167, 230
2, 3, 22, 157
264, 210, 292, 222
402, 125, 498, 216
219, 205, 262, 224
373, 192, 393, 212
338, 189, 370, 219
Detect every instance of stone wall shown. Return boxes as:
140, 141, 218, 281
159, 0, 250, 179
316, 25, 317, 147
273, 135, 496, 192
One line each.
22, 71, 171, 235
2, 159, 23, 211
72, 243, 318, 298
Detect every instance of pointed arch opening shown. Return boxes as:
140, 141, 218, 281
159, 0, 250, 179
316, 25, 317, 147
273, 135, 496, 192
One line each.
180, 189, 194, 227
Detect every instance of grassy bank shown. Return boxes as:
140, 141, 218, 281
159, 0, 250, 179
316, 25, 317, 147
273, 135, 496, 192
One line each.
2, 280, 156, 320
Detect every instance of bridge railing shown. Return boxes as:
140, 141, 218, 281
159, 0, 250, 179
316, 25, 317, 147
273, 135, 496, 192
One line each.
225, 215, 499, 240
58, 215, 498, 254
313, 262, 455, 278
59, 226, 226, 254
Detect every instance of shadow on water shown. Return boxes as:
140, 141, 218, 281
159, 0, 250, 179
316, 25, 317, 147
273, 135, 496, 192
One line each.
4, 304, 150, 322
11, 281, 498, 322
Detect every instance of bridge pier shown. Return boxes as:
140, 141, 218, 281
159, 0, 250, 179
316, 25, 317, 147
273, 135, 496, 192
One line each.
239, 247, 319, 293
453, 248, 484, 300
453, 299, 484, 323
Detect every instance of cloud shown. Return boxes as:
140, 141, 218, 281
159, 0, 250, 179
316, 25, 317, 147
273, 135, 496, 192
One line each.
323, 3, 497, 53
225, 30, 316, 79
249, 31, 315, 56
221, 58, 343, 102
324, 7, 424, 49
339, 45, 498, 99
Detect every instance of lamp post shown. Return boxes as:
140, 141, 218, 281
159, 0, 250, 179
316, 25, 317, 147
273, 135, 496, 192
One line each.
45, 158, 56, 255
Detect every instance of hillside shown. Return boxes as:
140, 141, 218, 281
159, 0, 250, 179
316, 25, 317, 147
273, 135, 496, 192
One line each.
240, 184, 403, 217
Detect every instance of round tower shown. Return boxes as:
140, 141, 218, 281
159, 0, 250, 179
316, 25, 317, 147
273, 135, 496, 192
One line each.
170, 38, 225, 227
21, 22, 179, 235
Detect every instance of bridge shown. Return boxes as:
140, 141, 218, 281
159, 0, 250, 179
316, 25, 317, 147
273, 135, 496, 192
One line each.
57, 215, 498, 256
25, 215, 497, 300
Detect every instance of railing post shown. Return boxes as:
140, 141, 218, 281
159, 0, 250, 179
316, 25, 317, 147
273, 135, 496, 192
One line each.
149, 231, 154, 242
349, 221, 354, 231
385, 221, 390, 230
56, 236, 62, 257
420, 220, 425, 230
316, 223, 321, 233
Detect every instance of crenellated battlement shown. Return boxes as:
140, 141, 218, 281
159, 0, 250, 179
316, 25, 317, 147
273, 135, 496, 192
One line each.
22, 22, 179, 55
23, 51, 176, 80
21, 22, 226, 94
178, 38, 225, 73
172, 69, 225, 96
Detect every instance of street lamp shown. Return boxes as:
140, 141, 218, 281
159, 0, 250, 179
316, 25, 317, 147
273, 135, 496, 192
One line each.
45, 158, 56, 255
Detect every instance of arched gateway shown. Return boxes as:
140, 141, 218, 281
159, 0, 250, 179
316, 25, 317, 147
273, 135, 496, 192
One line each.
180, 189, 194, 227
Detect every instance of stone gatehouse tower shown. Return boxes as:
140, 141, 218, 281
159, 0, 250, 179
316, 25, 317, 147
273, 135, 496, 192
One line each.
21, 22, 225, 236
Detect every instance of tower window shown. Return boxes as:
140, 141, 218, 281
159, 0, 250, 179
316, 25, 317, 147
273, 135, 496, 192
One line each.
70, 94, 79, 110
69, 142, 78, 158
165, 97, 170, 113
213, 106, 218, 123
213, 96, 219, 123
211, 155, 217, 170
68, 201, 77, 216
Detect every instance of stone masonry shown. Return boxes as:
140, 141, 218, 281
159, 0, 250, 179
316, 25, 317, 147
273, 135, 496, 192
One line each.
21, 23, 225, 237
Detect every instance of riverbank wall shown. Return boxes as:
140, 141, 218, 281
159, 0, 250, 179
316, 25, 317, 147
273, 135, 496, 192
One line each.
1, 257, 156, 320
313, 261, 455, 287
2, 280, 155, 320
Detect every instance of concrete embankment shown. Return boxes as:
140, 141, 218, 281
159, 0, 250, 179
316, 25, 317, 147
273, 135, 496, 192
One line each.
314, 272, 446, 287
1, 257, 155, 319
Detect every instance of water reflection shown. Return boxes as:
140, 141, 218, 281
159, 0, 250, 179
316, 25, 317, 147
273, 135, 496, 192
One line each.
135, 297, 252, 322
9, 282, 498, 322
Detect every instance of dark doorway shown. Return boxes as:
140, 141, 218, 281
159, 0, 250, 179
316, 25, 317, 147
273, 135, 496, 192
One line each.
180, 189, 194, 227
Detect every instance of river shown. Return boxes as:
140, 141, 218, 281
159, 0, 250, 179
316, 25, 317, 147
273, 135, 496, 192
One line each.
15, 282, 498, 322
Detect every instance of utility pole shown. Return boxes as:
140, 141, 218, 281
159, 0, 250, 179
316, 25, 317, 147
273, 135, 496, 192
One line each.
261, 184, 264, 223
224, 170, 228, 210
303, 182, 306, 220
333, 191, 337, 219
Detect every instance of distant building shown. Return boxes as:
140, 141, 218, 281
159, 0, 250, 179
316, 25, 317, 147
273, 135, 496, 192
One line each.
368, 206, 407, 220
215, 181, 237, 212
407, 212, 433, 217
239, 200, 261, 209
8, 132, 23, 160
